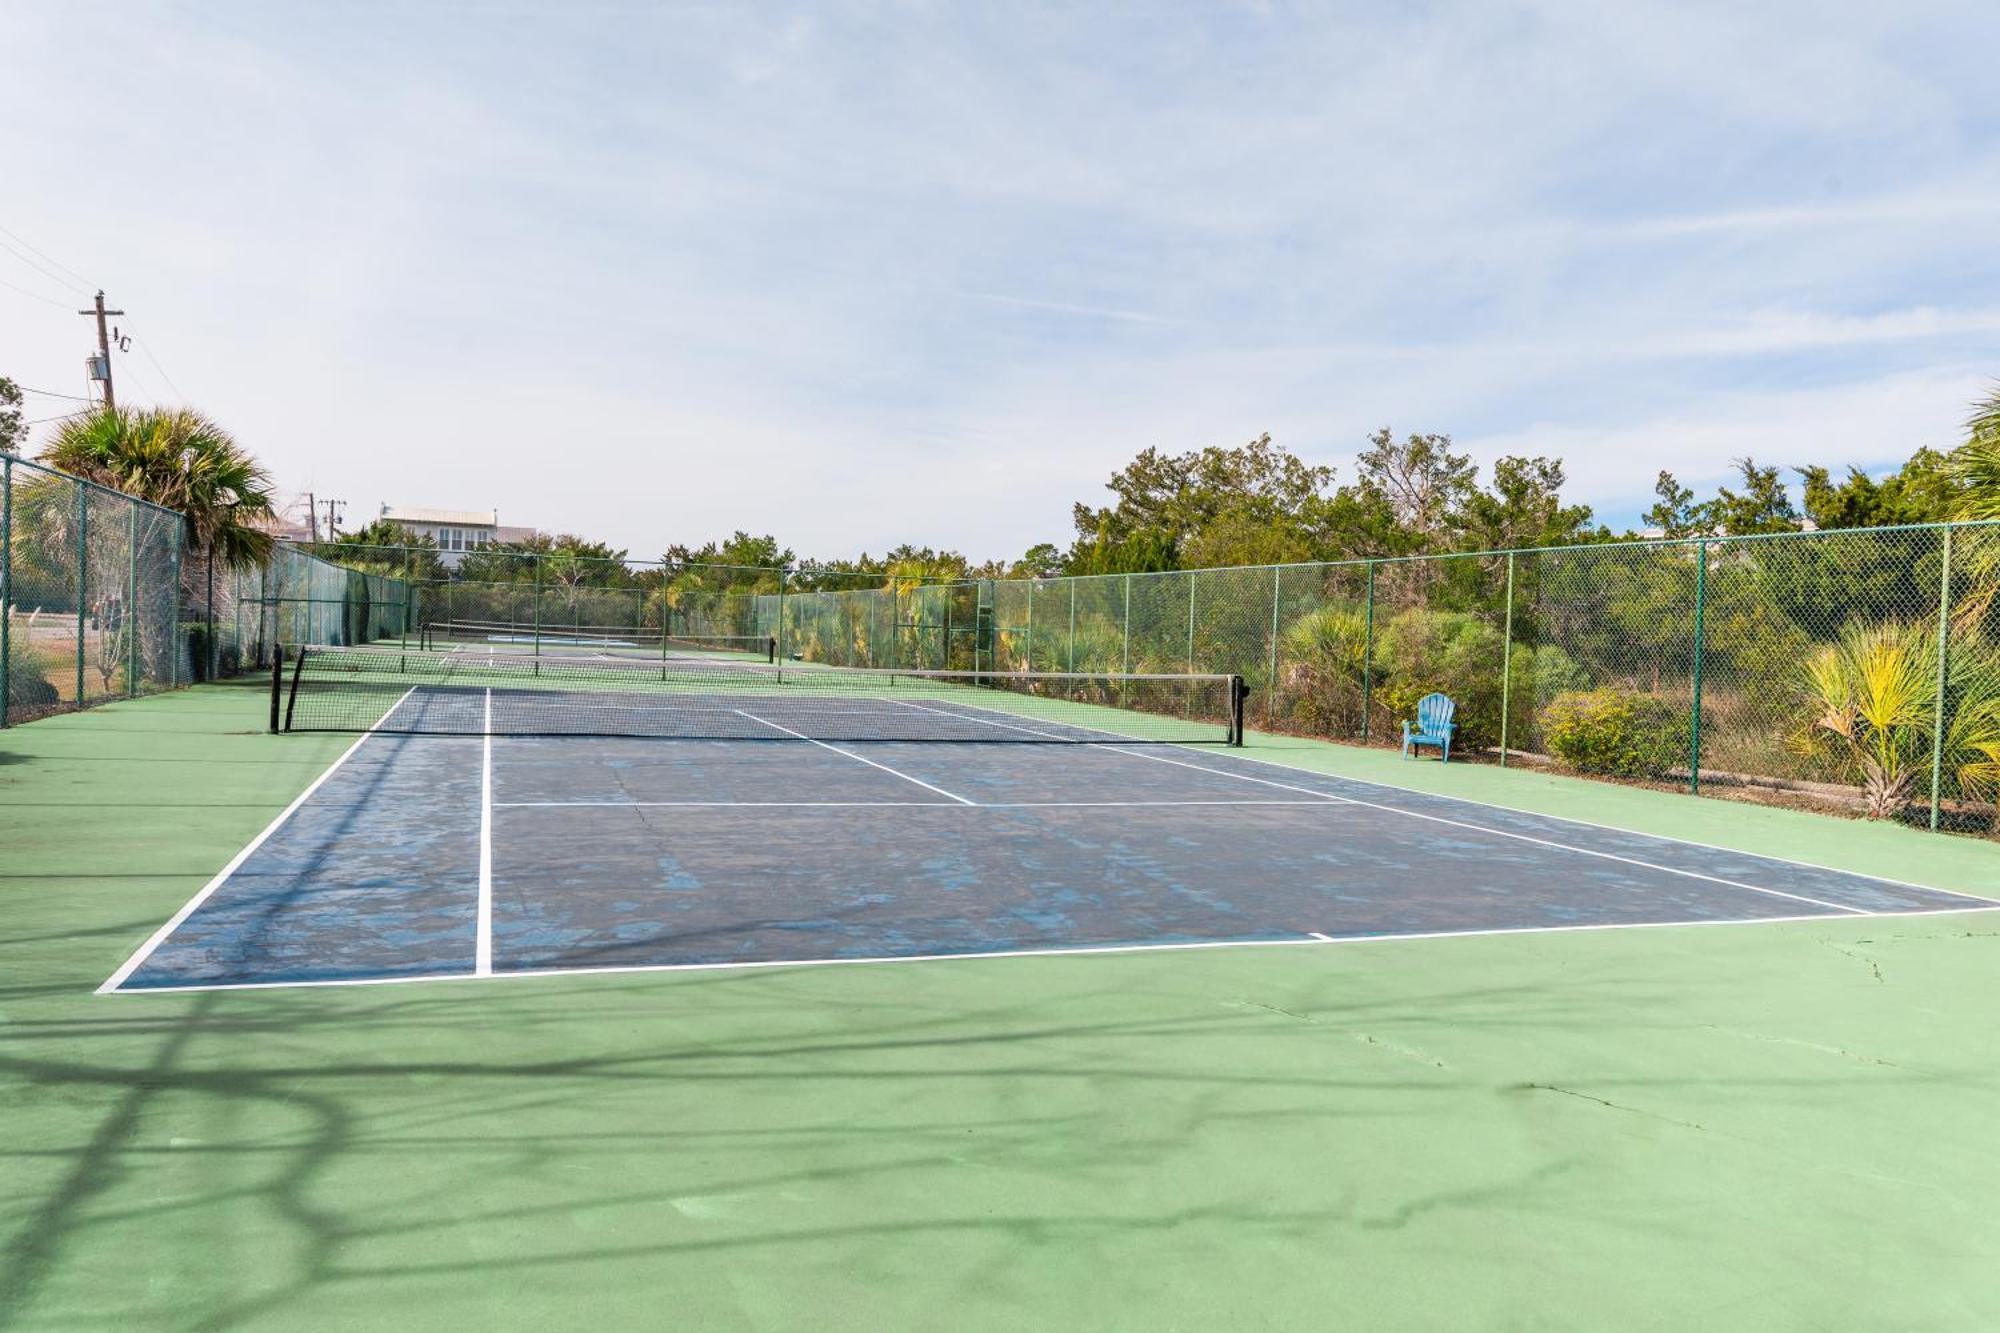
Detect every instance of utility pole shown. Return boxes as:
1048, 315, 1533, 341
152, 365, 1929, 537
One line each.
320, 498, 346, 540
303, 491, 318, 542
78, 291, 125, 410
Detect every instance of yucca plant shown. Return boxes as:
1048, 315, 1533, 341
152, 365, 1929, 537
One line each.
1279, 605, 1372, 736
1799, 621, 1938, 818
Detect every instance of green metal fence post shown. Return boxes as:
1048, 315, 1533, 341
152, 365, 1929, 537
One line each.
1267, 565, 1281, 724
1689, 540, 1708, 795
1930, 527, 1954, 831
205, 549, 216, 681
127, 505, 139, 694
1067, 582, 1076, 673
1, 455, 11, 725
168, 532, 180, 687
1025, 580, 1033, 671
74, 481, 87, 709
531, 553, 543, 675
1360, 562, 1376, 742
1499, 552, 1515, 765
1122, 574, 1132, 675
1185, 573, 1196, 673
778, 568, 789, 663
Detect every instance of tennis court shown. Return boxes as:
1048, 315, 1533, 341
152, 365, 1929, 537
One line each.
99, 647, 1991, 993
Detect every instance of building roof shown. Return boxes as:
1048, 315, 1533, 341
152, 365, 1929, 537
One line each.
380, 505, 499, 527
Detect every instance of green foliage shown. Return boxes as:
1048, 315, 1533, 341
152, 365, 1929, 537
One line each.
39, 406, 274, 568
1796, 620, 1940, 817
1541, 689, 1687, 779
1277, 605, 1370, 736
5, 653, 59, 710
317, 521, 449, 582
1374, 608, 1508, 751
1948, 384, 2000, 521
1648, 458, 1799, 537
0, 376, 24, 454
1800, 451, 1960, 529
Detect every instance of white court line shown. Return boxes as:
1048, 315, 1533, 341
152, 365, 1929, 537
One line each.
96, 901, 2000, 996
476, 688, 494, 977
491, 798, 1340, 809
96, 685, 422, 995
890, 694, 1998, 906
886, 698, 1869, 917
1224, 742, 2000, 908
731, 708, 976, 805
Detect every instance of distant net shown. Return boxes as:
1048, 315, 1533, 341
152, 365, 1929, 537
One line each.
418, 619, 777, 664
273, 645, 1244, 744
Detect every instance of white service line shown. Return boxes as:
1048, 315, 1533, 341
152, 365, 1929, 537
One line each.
889, 696, 1871, 917
96, 685, 421, 995
476, 688, 495, 977
492, 798, 1339, 809
97, 901, 2000, 996
730, 709, 976, 805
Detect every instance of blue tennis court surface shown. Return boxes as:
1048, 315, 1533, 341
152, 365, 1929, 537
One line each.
102, 686, 1992, 993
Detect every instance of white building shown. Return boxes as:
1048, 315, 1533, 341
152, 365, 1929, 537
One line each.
379, 505, 538, 564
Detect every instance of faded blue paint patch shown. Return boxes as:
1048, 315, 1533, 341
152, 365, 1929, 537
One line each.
118, 722, 1986, 990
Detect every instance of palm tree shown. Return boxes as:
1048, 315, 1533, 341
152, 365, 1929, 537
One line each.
39, 406, 275, 567
1948, 383, 2000, 521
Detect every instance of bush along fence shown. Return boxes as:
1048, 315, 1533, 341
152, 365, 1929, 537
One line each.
0, 456, 414, 726
757, 523, 2000, 836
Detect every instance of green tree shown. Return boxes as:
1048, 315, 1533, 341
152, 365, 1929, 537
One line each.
1066, 433, 1339, 571
1643, 471, 1706, 538
0, 376, 24, 454
39, 406, 274, 567
1708, 457, 1800, 534
1948, 384, 2000, 520
1799, 450, 1958, 529
1457, 455, 1596, 552
318, 519, 449, 582
1345, 428, 1477, 554
1647, 457, 1801, 537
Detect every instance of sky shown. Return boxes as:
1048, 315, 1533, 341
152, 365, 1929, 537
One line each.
3, 1, 1997, 563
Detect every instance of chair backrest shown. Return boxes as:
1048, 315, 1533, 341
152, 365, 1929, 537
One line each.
1417, 692, 1455, 731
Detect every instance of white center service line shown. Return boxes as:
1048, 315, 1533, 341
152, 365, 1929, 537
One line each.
730, 709, 977, 806
476, 688, 494, 977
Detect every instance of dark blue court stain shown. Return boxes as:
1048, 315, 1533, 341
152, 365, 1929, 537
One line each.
112, 722, 1992, 989
116, 733, 482, 988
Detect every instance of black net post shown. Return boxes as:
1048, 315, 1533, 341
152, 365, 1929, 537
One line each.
269, 644, 284, 732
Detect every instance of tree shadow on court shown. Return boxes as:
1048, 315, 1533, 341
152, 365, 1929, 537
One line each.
6, 935, 1998, 1330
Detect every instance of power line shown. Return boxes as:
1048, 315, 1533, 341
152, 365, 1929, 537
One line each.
0, 222, 97, 295
118, 321, 188, 402
19, 385, 97, 402
0, 271, 73, 309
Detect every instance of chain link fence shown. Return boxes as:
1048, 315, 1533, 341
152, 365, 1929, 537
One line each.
743, 522, 2000, 837
2, 457, 416, 726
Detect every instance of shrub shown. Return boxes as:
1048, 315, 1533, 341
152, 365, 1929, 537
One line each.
1375, 608, 1508, 750
5, 661, 60, 713
1541, 688, 1687, 779
1277, 605, 1370, 737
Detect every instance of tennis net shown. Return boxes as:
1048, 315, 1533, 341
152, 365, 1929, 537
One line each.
271, 644, 1245, 744
418, 619, 777, 664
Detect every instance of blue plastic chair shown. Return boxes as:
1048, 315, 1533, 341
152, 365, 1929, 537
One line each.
1401, 693, 1456, 762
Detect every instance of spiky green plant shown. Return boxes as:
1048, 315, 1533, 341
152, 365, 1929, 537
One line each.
1799, 621, 1938, 817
